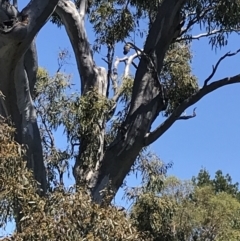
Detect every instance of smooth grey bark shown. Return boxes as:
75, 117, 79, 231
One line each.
0, 0, 59, 193
56, 0, 108, 186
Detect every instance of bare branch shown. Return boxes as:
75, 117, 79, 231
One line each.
111, 56, 128, 95
111, 52, 140, 103
179, 28, 240, 41
178, 107, 196, 120
106, 53, 140, 121
0, 0, 59, 66
144, 74, 240, 146
106, 44, 115, 98
23, 0, 59, 31
124, 52, 140, 78
132, 61, 138, 69
144, 0, 186, 54
204, 49, 240, 86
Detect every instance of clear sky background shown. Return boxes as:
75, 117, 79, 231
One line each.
19, 0, 240, 211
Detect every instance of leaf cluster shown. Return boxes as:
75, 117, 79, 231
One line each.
35, 67, 113, 179
160, 44, 199, 116
0, 119, 149, 240
131, 175, 240, 241
192, 168, 240, 200
182, 0, 240, 47
89, 1, 135, 50
35, 67, 75, 187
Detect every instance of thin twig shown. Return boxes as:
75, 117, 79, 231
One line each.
204, 48, 240, 86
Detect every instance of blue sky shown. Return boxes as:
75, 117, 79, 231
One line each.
33, 5, 240, 205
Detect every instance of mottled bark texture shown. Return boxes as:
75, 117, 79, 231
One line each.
0, 0, 59, 194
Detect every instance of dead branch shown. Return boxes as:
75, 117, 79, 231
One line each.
111, 52, 140, 102
123, 52, 140, 78
111, 56, 128, 95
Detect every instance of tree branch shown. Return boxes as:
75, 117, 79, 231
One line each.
90, 0, 189, 203
79, 0, 87, 17
111, 56, 128, 95
180, 5, 214, 38
106, 44, 115, 98
111, 52, 140, 103
0, 0, 57, 195
145, 0, 187, 55
178, 107, 196, 120
204, 48, 240, 86
144, 74, 240, 146
56, 0, 99, 93
179, 28, 240, 41
107, 53, 140, 120
13, 0, 59, 62
123, 51, 140, 78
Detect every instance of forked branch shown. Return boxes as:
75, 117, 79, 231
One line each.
111, 56, 128, 95
111, 52, 140, 102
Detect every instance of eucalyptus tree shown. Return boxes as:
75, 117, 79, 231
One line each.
131, 176, 240, 241
1, 0, 240, 204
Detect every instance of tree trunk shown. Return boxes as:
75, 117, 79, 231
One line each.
56, 0, 187, 203
0, 0, 59, 193
56, 0, 109, 188
3, 0, 240, 209
89, 0, 188, 203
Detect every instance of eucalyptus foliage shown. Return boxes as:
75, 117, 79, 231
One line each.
1, 0, 240, 239
131, 175, 240, 241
